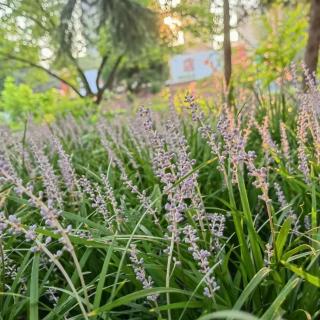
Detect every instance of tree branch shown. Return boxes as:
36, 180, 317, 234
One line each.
104, 55, 124, 90
96, 54, 109, 91
95, 54, 124, 104
67, 52, 94, 96
22, 13, 51, 32
1, 52, 83, 98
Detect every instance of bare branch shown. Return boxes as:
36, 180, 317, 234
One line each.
96, 54, 109, 91
67, 52, 94, 96
1, 52, 83, 98
95, 54, 124, 104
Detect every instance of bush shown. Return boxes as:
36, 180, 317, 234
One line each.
0, 77, 89, 126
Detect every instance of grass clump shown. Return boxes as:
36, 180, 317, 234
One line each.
0, 84, 320, 319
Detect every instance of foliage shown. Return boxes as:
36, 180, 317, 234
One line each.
0, 77, 88, 125
171, 0, 215, 44
0, 0, 160, 102
244, 3, 308, 87
59, 0, 157, 53
0, 83, 320, 319
110, 44, 170, 94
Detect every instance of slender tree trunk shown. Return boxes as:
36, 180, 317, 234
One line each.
223, 0, 232, 88
94, 55, 124, 104
304, 0, 320, 86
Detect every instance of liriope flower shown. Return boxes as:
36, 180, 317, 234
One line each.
243, 150, 271, 206
264, 243, 274, 267
274, 182, 299, 232
216, 109, 247, 183
121, 172, 160, 226
99, 124, 159, 225
208, 213, 226, 251
101, 174, 124, 225
129, 244, 158, 302
296, 102, 310, 184
138, 106, 184, 247
280, 122, 290, 163
165, 106, 206, 223
0, 147, 22, 193
100, 121, 139, 171
52, 134, 79, 193
183, 225, 220, 297
79, 176, 112, 228
29, 138, 62, 207
185, 95, 226, 176
256, 116, 278, 165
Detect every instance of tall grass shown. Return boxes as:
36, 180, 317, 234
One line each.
0, 85, 319, 319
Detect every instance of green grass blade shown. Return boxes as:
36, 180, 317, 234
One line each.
310, 165, 318, 246
281, 261, 320, 287
197, 310, 260, 320
150, 301, 203, 312
261, 278, 300, 320
93, 237, 115, 309
88, 287, 191, 316
30, 252, 40, 320
233, 267, 271, 310
275, 217, 292, 260
282, 244, 316, 262
3, 251, 32, 315
237, 170, 264, 270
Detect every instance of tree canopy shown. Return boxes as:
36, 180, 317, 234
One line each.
0, 0, 160, 103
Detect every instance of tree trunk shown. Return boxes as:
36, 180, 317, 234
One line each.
94, 55, 124, 104
304, 0, 320, 86
223, 0, 232, 88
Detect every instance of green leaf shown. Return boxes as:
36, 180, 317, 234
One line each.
88, 287, 192, 316
3, 251, 32, 314
150, 301, 202, 312
261, 278, 300, 320
30, 252, 40, 320
282, 244, 316, 262
281, 261, 320, 288
197, 310, 260, 320
93, 238, 116, 309
275, 217, 292, 260
237, 170, 264, 270
233, 267, 271, 310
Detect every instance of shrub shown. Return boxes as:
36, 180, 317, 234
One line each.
0, 77, 89, 126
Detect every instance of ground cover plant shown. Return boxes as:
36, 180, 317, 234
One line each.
0, 79, 320, 319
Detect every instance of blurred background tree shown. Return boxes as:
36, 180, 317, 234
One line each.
304, 0, 320, 85
0, 0, 160, 104
0, 0, 320, 120
242, 3, 308, 88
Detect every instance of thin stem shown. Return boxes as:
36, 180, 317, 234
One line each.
311, 165, 318, 249
2, 217, 89, 319
165, 234, 175, 320
265, 200, 277, 261
0, 170, 90, 309
39, 244, 89, 319
0, 238, 5, 307
109, 202, 155, 303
